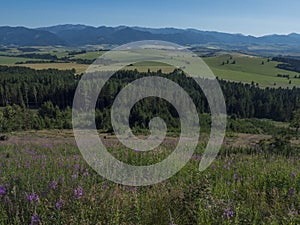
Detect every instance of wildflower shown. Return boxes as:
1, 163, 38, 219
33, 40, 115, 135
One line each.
43, 143, 52, 148
48, 181, 57, 190
30, 213, 40, 225
73, 187, 83, 199
25, 161, 31, 169
103, 183, 109, 190
128, 186, 137, 192
191, 154, 201, 160
289, 188, 295, 196
74, 164, 80, 171
223, 208, 234, 221
27, 193, 39, 204
233, 173, 238, 179
71, 174, 77, 180
291, 172, 296, 178
0, 185, 6, 196
289, 209, 298, 219
223, 165, 230, 170
83, 169, 89, 177
55, 200, 64, 210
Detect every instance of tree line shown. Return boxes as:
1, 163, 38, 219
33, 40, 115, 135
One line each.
0, 65, 300, 132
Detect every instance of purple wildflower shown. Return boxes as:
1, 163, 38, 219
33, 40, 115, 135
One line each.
30, 213, 40, 225
43, 143, 52, 148
73, 187, 83, 199
223, 208, 234, 221
103, 183, 109, 190
233, 173, 238, 180
128, 186, 137, 192
71, 174, 77, 180
48, 181, 57, 190
0, 185, 6, 196
74, 164, 80, 171
27, 193, 39, 204
83, 169, 89, 177
55, 200, 64, 210
289, 209, 298, 219
25, 161, 31, 169
289, 188, 295, 196
291, 172, 296, 178
191, 154, 202, 160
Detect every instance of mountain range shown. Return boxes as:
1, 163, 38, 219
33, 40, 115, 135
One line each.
1, 24, 300, 49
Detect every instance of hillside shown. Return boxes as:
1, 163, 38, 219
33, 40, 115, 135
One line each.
0, 25, 300, 54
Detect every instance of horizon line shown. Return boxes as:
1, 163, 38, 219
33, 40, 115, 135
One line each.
1, 23, 299, 38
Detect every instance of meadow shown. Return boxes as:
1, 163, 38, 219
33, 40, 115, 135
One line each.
203, 54, 300, 88
0, 56, 44, 64
7, 62, 89, 74
1, 48, 300, 87
0, 47, 299, 224
0, 137, 299, 225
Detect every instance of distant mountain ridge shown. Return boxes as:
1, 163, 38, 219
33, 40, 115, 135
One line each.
0, 26, 65, 46
0, 24, 300, 48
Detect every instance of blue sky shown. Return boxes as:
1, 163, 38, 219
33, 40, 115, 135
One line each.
1, 0, 299, 36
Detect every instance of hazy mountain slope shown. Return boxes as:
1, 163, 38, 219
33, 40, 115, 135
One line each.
0, 26, 65, 46
0, 25, 300, 49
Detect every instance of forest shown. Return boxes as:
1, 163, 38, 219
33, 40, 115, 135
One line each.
273, 56, 300, 73
0, 65, 300, 132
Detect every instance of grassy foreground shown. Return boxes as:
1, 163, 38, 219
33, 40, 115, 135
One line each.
0, 142, 299, 225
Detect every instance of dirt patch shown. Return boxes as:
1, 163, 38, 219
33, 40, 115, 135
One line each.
224, 133, 271, 148
0, 130, 271, 149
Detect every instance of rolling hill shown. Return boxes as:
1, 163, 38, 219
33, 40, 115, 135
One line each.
0, 24, 300, 52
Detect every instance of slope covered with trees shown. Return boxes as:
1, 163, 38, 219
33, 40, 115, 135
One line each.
0, 66, 299, 132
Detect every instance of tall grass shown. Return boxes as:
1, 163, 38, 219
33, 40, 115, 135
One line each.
0, 144, 299, 224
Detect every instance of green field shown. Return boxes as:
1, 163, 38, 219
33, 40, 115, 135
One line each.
0, 55, 45, 64
203, 54, 300, 87
1, 49, 300, 88
70, 51, 106, 60
8, 62, 88, 74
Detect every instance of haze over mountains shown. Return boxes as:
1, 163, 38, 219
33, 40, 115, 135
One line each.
1, 24, 300, 49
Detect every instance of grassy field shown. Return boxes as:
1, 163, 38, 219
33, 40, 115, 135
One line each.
3, 63, 89, 74
1, 49, 300, 87
203, 54, 300, 87
125, 61, 176, 73
70, 51, 105, 60
0, 56, 45, 64
0, 135, 299, 224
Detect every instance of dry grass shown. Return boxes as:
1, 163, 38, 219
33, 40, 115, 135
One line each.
2, 63, 89, 74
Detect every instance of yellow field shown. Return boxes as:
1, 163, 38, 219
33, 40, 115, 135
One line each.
2, 63, 89, 74
1, 62, 176, 74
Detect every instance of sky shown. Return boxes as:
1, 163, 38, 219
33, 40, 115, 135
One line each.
1, 0, 299, 36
